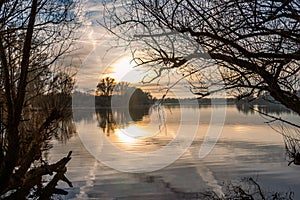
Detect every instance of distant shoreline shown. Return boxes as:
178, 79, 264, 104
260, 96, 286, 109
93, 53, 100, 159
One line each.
72, 91, 292, 111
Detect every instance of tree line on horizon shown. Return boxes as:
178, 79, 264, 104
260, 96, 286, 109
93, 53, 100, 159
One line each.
0, 0, 299, 199
95, 77, 154, 107
103, 0, 300, 116
102, 0, 300, 169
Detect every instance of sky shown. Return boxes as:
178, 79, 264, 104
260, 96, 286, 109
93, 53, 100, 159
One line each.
73, 1, 154, 94
72, 0, 226, 99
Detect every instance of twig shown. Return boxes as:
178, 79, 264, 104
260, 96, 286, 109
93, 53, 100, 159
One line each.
252, 108, 300, 129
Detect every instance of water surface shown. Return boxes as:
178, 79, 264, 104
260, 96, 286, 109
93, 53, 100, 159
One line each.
49, 105, 300, 199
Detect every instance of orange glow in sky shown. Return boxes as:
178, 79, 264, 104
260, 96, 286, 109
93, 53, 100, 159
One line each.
105, 56, 144, 83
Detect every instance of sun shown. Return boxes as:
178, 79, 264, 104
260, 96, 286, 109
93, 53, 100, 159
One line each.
107, 56, 144, 83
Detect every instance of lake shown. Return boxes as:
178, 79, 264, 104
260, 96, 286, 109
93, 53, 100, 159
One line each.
49, 104, 300, 199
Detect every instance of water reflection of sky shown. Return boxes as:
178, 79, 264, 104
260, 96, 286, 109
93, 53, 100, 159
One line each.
49, 105, 300, 199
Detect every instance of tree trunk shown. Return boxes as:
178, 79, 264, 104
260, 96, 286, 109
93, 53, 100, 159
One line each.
0, 0, 38, 193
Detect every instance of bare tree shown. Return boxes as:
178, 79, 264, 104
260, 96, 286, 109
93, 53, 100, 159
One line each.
0, 0, 79, 197
103, 0, 300, 115
96, 77, 117, 96
51, 71, 76, 95
114, 81, 130, 96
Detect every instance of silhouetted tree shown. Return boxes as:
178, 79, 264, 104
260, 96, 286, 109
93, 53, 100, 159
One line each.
51, 71, 76, 95
103, 0, 300, 115
0, 0, 79, 197
96, 77, 117, 96
114, 81, 130, 96
129, 88, 153, 106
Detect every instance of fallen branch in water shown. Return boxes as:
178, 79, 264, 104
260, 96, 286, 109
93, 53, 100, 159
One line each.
2, 151, 73, 200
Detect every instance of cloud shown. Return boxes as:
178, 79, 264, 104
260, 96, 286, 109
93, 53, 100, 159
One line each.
70, 0, 200, 99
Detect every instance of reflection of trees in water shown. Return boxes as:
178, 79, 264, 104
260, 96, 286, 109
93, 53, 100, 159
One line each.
21, 95, 77, 167
95, 106, 150, 135
72, 92, 96, 123
236, 100, 300, 167
73, 109, 95, 123
96, 108, 116, 136
0, 94, 76, 198
236, 101, 291, 115
129, 106, 150, 121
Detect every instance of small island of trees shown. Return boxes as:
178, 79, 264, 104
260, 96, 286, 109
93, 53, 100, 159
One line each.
95, 77, 154, 108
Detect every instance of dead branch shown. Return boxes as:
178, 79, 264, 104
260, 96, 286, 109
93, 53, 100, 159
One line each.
2, 151, 72, 200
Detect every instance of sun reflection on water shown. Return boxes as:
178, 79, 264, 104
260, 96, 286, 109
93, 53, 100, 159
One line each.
114, 129, 138, 144
114, 124, 160, 144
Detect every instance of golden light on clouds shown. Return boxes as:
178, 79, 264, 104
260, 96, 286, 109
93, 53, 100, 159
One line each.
97, 55, 197, 99
104, 56, 145, 83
